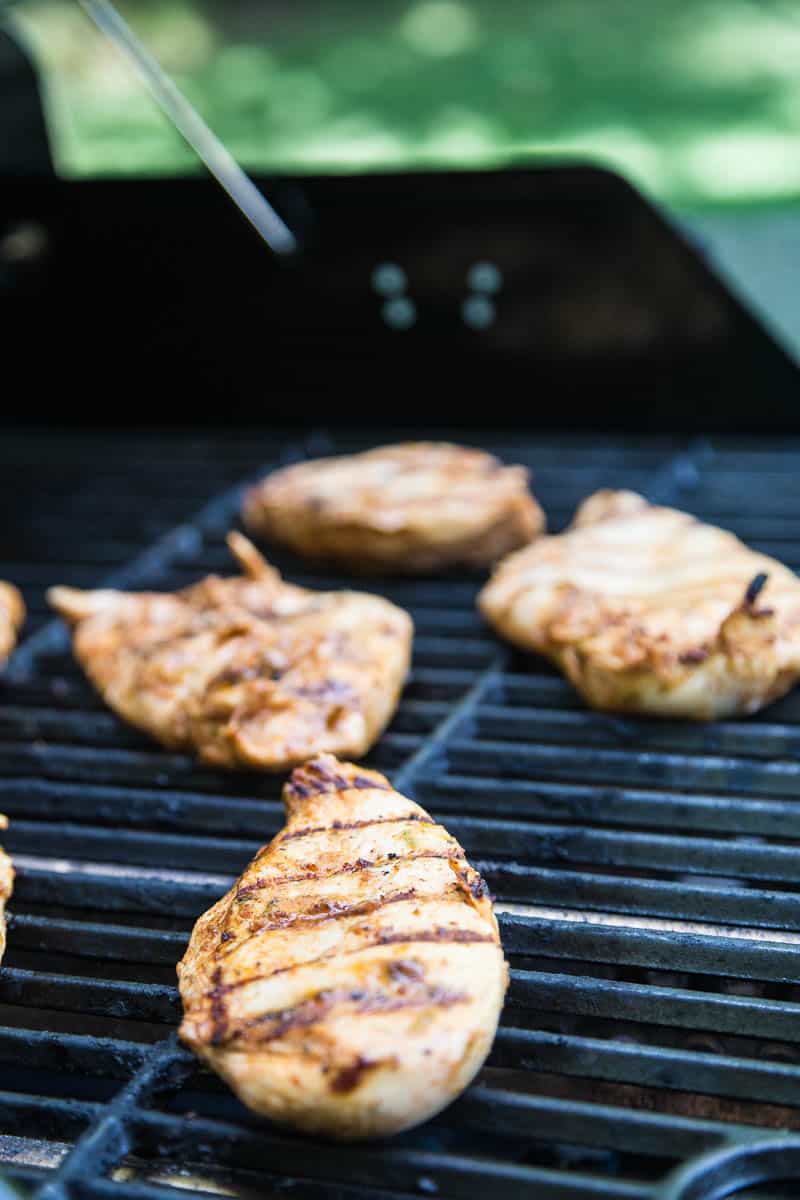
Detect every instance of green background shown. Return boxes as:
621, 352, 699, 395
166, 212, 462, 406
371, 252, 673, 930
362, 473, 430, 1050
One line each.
10, 0, 800, 211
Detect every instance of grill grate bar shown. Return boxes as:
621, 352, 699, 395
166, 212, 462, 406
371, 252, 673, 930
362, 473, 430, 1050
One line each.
8, 915, 186, 966
34, 1038, 187, 1200
445, 737, 800, 800
493, 1027, 800, 1110
473, 702, 800, 757
0, 779, 285, 834
482, 863, 800, 930
0, 967, 179, 1024
508, 967, 800, 1041
453, 1084, 747, 1157
0, 1029, 147, 1080
0, 1092, 100, 1143
0, 732, 422, 788
418, 773, 800, 838
75, 1176, 455, 1200
499, 914, 800, 980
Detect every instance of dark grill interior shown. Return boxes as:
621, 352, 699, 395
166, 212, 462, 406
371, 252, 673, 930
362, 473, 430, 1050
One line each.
3, 428, 800, 1200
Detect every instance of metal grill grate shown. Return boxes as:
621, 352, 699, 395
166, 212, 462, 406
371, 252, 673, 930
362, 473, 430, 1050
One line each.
2, 430, 800, 1200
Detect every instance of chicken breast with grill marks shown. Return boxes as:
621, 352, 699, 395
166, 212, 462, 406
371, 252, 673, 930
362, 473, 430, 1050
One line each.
0, 582, 24, 666
243, 442, 544, 572
177, 755, 508, 1139
480, 489, 800, 720
48, 534, 412, 770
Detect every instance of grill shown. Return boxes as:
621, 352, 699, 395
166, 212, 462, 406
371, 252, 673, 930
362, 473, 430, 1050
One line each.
3, 427, 800, 1200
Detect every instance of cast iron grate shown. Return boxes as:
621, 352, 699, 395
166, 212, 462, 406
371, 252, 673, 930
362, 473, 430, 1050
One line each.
1, 430, 800, 1199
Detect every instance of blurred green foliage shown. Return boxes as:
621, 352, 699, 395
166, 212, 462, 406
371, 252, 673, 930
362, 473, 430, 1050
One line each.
11, 0, 800, 209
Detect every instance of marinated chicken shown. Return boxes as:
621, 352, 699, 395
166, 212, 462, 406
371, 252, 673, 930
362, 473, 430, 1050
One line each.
480, 489, 800, 720
242, 442, 544, 573
0, 582, 24, 666
48, 534, 412, 770
178, 755, 508, 1139
0, 817, 13, 964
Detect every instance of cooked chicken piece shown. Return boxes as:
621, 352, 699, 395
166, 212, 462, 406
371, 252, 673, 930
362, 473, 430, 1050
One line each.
0, 582, 25, 666
0, 816, 13, 964
48, 534, 412, 770
480, 489, 800, 720
178, 755, 508, 1139
243, 442, 544, 573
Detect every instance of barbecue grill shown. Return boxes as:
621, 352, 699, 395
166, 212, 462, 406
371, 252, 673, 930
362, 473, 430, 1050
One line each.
5, 26, 800, 1191
2, 423, 800, 1200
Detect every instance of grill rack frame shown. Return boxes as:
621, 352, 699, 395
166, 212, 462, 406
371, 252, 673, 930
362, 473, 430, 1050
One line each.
2, 431, 800, 1200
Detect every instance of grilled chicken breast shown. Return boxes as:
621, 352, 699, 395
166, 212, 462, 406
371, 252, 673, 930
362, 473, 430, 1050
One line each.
243, 442, 544, 573
178, 755, 508, 1139
480, 489, 800, 720
48, 534, 412, 770
0, 582, 24, 666
0, 816, 13, 964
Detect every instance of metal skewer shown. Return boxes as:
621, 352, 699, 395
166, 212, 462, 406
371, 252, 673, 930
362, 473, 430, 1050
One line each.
77, 0, 298, 256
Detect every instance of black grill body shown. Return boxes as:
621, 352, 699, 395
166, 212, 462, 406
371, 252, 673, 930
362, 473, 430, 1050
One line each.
3, 428, 800, 1200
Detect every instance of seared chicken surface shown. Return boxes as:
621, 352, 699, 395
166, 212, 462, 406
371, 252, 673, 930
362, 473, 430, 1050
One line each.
243, 441, 544, 572
0, 582, 24, 666
178, 755, 508, 1139
48, 534, 412, 770
480, 489, 800, 720
0, 816, 13, 964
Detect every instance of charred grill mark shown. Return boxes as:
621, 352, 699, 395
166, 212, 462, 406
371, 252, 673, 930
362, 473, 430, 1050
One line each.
745, 572, 769, 607
207, 927, 495, 995
286, 758, 390, 800
679, 648, 709, 665
291, 679, 354, 701
209, 966, 228, 1045
387, 959, 424, 982
279, 814, 434, 843
236, 850, 462, 898
452, 862, 491, 904
330, 1056, 385, 1094
249, 887, 419, 934
219, 982, 470, 1048
377, 927, 495, 947
353, 773, 389, 790
210, 660, 285, 687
